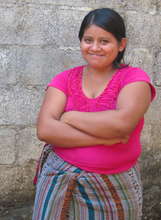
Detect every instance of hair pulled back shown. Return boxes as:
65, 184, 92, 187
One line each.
78, 8, 126, 68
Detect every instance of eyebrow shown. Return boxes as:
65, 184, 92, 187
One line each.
83, 35, 93, 38
83, 35, 110, 40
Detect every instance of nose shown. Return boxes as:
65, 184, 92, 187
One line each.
90, 41, 101, 51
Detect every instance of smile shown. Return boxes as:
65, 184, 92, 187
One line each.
89, 54, 104, 57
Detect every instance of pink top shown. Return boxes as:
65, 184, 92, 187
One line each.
48, 65, 156, 174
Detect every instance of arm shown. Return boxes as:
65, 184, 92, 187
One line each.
37, 87, 128, 147
60, 82, 152, 139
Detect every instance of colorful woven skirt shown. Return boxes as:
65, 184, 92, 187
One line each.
32, 145, 142, 220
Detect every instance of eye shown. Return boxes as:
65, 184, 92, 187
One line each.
83, 38, 93, 44
100, 39, 109, 45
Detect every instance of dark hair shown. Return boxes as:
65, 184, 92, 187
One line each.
78, 8, 127, 68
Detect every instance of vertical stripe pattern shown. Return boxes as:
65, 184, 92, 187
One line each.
32, 147, 142, 220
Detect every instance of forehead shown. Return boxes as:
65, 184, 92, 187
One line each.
83, 24, 114, 38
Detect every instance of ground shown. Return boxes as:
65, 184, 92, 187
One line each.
0, 202, 33, 220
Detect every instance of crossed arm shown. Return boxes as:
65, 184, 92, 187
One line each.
37, 82, 151, 147
60, 82, 152, 139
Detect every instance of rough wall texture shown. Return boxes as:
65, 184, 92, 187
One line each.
0, 0, 160, 219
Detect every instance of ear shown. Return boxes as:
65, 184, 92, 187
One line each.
119, 38, 127, 52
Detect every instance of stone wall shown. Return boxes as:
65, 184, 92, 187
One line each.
0, 0, 160, 219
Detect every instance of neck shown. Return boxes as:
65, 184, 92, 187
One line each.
85, 65, 116, 78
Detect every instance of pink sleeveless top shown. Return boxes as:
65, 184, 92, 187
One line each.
48, 65, 156, 174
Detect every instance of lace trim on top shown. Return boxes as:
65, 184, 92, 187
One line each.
67, 65, 124, 112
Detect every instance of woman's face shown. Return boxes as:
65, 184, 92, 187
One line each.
80, 24, 126, 70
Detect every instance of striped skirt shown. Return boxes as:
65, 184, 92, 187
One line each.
32, 145, 143, 220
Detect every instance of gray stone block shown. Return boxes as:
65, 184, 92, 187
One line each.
125, 0, 157, 13
158, 0, 161, 11
0, 6, 17, 44
145, 87, 161, 124
0, 85, 44, 126
0, 161, 36, 204
154, 52, 161, 86
24, 0, 94, 7
0, 46, 17, 85
17, 46, 61, 86
141, 116, 161, 150
56, 8, 90, 47
141, 140, 161, 220
141, 155, 161, 220
17, 46, 85, 85
0, 128, 16, 164
58, 48, 85, 71
17, 127, 43, 165
125, 48, 154, 77
141, 122, 152, 150
0, 4, 58, 45
0, 1, 16, 2
0, 204, 33, 220
143, 89, 161, 153
94, 0, 126, 10
126, 11, 160, 49
15, 4, 58, 46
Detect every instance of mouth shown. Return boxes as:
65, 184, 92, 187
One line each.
89, 54, 104, 57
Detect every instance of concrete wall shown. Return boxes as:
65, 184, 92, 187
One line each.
0, 0, 160, 219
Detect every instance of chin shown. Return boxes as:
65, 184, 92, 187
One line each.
87, 62, 106, 69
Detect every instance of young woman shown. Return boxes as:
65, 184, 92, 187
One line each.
32, 8, 156, 220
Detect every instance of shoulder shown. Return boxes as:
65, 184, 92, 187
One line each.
48, 65, 84, 84
119, 65, 156, 101
56, 65, 84, 77
47, 65, 84, 95
119, 65, 151, 83
120, 65, 149, 75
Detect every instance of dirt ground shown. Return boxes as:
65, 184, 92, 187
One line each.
0, 202, 33, 220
